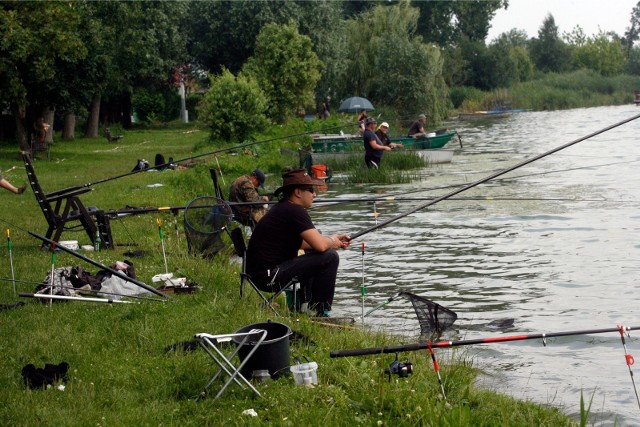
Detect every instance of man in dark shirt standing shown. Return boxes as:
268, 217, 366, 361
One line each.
363, 117, 391, 168
246, 169, 351, 317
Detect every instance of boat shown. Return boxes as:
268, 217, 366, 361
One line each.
312, 130, 459, 150
457, 111, 512, 121
309, 130, 459, 164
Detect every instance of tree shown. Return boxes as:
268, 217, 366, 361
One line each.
341, 2, 450, 121
529, 14, 570, 73
624, 1, 640, 59
412, 0, 507, 46
82, 1, 188, 135
0, 1, 86, 149
571, 32, 625, 77
186, 1, 300, 75
242, 22, 322, 123
198, 69, 269, 143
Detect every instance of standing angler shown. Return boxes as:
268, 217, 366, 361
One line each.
363, 117, 392, 169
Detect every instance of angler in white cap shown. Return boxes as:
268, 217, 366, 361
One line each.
375, 122, 403, 150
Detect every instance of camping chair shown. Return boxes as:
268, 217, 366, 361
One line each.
194, 328, 267, 400
229, 227, 298, 317
22, 152, 114, 249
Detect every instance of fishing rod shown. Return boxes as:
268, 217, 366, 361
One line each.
0, 277, 163, 302
77, 123, 357, 189
346, 113, 640, 241
329, 324, 640, 358
19, 292, 136, 304
27, 230, 166, 298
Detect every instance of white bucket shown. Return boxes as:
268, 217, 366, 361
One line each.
290, 362, 318, 385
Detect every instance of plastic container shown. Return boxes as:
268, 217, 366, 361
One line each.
311, 164, 327, 179
290, 362, 318, 385
426, 132, 436, 137
233, 321, 291, 379
58, 240, 79, 250
284, 284, 303, 312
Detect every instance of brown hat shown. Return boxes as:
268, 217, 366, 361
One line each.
273, 168, 324, 197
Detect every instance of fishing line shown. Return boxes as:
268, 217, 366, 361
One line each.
346, 113, 640, 241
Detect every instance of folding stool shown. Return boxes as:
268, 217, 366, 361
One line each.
194, 328, 267, 400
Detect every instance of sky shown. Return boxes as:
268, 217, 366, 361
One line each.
487, 0, 638, 41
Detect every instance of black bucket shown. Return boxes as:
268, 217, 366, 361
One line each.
233, 321, 291, 379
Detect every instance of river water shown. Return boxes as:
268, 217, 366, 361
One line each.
311, 104, 640, 425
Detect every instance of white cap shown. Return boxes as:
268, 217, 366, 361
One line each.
380, 122, 389, 128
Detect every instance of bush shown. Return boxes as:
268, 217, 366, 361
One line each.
198, 69, 270, 143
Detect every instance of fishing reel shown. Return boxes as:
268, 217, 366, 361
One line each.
384, 352, 413, 382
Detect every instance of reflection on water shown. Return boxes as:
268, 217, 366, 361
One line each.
313, 105, 640, 425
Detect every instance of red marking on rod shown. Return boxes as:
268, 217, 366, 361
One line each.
482, 335, 529, 343
627, 354, 635, 366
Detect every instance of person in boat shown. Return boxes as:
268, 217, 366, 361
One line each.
407, 113, 427, 137
246, 168, 351, 317
228, 169, 268, 227
375, 122, 403, 149
356, 109, 368, 133
363, 117, 392, 169
0, 168, 26, 195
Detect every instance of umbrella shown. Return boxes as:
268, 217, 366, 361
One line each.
338, 97, 375, 113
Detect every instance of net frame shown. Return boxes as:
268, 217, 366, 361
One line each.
183, 196, 233, 258
400, 292, 457, 338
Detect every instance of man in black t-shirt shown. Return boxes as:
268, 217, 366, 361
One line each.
246, 169, 351, 316
363, 117, 391, 169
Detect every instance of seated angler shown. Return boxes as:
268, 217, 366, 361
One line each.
408, 114, 427, 138
228, 169, 268, 227
246, 168, 351, 317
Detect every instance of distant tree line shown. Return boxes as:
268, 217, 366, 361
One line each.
2, 0, 640, 148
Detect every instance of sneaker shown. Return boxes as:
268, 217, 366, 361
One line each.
16, 184, 27, 194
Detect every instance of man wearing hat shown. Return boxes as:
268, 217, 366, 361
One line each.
363, 117, 392, 168
246, 168, 351, 317
407, 114, 427, 137
229, 169, 268, 226
375, 122, 403, 150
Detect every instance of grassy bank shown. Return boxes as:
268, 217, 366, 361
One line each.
0, 124, 577, 426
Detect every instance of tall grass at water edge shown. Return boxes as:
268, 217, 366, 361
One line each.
453, 69, 640, 112
0, 124, 578, 426
325, 151, 424, 184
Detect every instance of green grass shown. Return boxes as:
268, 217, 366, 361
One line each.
0, 123, 577, 426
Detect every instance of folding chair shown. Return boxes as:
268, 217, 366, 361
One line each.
229, 227, 298, 317
22, 152, 114, 248
194, 329, 267, 400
